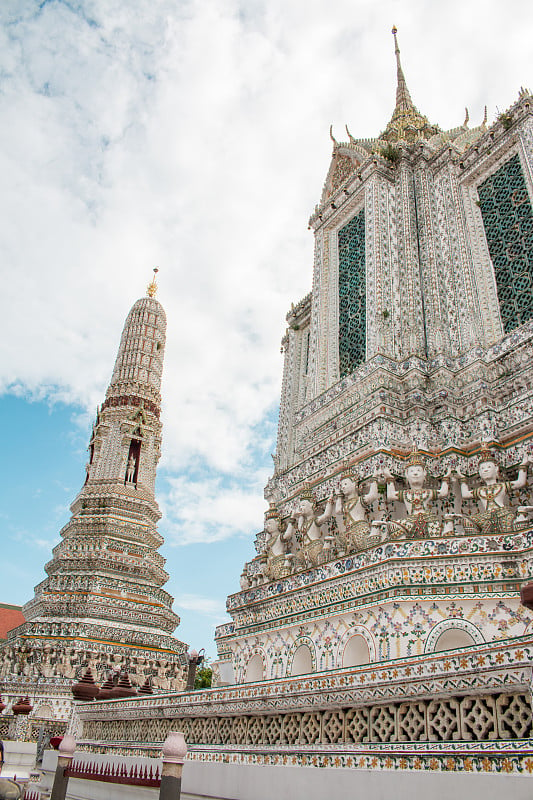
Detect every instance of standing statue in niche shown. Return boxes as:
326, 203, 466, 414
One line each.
458, 443, 530, 534
156, 660, 169, 690
58, 649, 77, 679
39, 645, 55, 678
286, 486, 335, 568
239, 569, 251, 591
383, 449, 452, 539
126, 454, 136, 483
0, 647, 13, 678
334, 467, 380, 552
263, 505, 293, 580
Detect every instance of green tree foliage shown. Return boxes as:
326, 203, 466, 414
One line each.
194, 660, 213, 689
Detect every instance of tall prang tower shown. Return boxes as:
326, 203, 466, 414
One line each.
0, 273, 188, 720
74, 34, 533, 783
214, 29, 533, 686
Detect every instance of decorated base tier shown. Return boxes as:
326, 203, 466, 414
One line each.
215, 524, 533, 684
74, 634, 533, 780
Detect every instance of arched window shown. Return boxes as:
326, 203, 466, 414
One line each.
342, 634, 371, 667
434, 628, 476, 652
290, 644, 314, 676
244, 654, 264, 682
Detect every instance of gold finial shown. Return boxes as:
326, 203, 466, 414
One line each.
147, 267, 159, 298
392, 25, 399, 54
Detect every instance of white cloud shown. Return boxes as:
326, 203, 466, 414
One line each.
159, 470, 268, 545
1, 0, 533, 553
174, 593, 227, 620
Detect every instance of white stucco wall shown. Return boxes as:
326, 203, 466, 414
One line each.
181, 761, 533, 800
36, 749, 533, 800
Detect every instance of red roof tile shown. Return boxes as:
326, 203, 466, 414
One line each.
0, 604, 25, 639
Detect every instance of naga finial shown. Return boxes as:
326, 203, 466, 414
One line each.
329, 125, 339, 147
463, 107, 469, 127
147, 267, 159, 298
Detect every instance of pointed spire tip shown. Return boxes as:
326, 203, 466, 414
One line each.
147, 267, 159, 298
381, 25, 439, 145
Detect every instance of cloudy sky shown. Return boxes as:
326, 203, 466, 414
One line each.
0, 0, 532, 657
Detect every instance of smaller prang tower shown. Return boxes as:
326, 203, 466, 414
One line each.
0, 272, 187, 715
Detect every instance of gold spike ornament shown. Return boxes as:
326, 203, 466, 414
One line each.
147, 267, 159, 298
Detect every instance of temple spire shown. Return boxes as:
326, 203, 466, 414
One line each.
381, 26, 440, 145
392, 26, 415, 117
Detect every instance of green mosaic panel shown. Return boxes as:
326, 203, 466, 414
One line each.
338, 210, 366, 376
478, 153, 533, 333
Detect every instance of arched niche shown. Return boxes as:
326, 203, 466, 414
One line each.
244, 653, 264, 683
425, 618, 484, 653
33, 704, 53, 719
290, 644, 314, 676
434, 628, 477, 652
342, 634, 371, 667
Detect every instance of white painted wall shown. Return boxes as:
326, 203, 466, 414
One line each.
181, 761, 533, 800
0, 740, 37, 780
34, 751, 533, 800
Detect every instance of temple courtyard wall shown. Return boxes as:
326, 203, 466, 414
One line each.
62, 633, 533, 799
33, 747, 533, 800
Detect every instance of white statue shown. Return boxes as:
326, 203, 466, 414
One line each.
383, 450, 451, 539
334, 468, 380, 552
59, 649, 77, 679
0, 648, 13, 678
157, 661, 170, 690
263, 506, 293, 579
169, 669, 184, 691
459, 443, 530, 533
40, 645, 55, 678
126, 454, 136, 483
286, 486, 335, 568
239, 569, 251, 591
